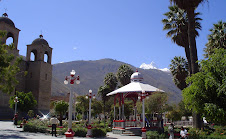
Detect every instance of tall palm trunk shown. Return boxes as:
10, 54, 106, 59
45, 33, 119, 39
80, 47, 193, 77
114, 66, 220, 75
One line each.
184, 43, 192, 75
187, 7, 202, 129
187, 7, 199, 74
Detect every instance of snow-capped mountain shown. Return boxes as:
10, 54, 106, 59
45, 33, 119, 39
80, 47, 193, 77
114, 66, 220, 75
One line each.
140, 62, 170, 72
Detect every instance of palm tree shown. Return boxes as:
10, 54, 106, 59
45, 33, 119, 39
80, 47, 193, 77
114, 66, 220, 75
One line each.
116, 64, 134, 86
162, 5, 202, 74
204, 21, 226, 58
169, 56, 189, 90
170, 0, 206, 129
104, 73, 118, 91
170, 0, 205, 74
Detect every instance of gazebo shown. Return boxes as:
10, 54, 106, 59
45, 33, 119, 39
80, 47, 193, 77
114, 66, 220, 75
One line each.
106, 70, 164, 138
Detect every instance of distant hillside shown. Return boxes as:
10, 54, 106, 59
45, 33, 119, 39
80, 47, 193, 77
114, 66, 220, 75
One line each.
51, 58, 182, 103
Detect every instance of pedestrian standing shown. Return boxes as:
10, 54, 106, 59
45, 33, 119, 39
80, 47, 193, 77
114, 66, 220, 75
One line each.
13, 113, 18, 125
168, 123, 174, 139
50, 115, 59, 137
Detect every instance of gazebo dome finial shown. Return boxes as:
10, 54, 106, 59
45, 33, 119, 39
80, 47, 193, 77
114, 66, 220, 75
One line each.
131, 69, 143, 82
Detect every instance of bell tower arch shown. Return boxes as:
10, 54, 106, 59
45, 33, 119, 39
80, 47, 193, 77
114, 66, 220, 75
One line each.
0, 13, 20, 55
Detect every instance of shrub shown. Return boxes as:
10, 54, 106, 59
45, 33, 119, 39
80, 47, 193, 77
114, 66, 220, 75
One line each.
73, 127, 87, 137
23, 122, 47, 133
146, 131, 167, 139
92, 128, 106, 137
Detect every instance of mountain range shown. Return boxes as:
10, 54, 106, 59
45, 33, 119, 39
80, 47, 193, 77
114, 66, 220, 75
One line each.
51, 58, 182, 104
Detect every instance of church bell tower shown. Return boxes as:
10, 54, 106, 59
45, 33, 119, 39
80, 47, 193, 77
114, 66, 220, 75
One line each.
26, 35, 53, 113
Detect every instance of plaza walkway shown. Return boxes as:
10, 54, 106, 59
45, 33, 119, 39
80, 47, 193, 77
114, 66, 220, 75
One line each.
0, 121, 142, 139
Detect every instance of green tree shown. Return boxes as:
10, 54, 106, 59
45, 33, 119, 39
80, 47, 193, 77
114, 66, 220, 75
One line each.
162, 5, 202, 74
98, 85, 111, 127
54, 100, 69, 126
204, 21, 226, 58
178, 100, 192, 120
116, 64, 134, 86
91, 99, 103, 117
145, 92, 168, 114
104, 72, 118, 91
75, 96, 88, 119
9, 91, 37, 112
169, 56, 189, 90
166, 104, 182, 122
183, 48, 226, 124
27, 110, 34, 118
0, 31, 22, 94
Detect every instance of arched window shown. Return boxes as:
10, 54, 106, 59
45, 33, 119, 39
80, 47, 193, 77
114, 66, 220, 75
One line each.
6, 37, 13, 45
30, 49, 37, 61
44, 51, 50, 63
44, 52, 48, 63
6, 32, 14, 46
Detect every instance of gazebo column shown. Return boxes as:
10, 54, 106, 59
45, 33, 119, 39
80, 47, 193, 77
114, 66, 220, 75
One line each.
113, 96, 116, 128
119, 95, 121, 120
121, 93, 125, 129
134, 104, 137, 127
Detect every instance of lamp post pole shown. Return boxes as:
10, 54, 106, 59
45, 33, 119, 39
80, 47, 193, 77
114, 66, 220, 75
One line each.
86, 89, 95, 137
64, 70, 80, 139
138, 90, 149, 139
13, 96, 19, 125
14, 96, 19, 115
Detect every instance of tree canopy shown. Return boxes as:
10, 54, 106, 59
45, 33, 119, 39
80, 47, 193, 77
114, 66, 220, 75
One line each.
9, 91, 37, 112
204, 21, 226, 58
162, 5, 202, 73
103, 72, 118, 92
169, 56, 189, 90
145, 92, 168, 114
0, 31, 22, 94
182, 48, 226, 124
116, 64, 134, 86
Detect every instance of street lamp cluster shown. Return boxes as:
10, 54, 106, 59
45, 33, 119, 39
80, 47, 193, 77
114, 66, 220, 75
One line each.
64, 70, 80, 139
86, 89, 95, 137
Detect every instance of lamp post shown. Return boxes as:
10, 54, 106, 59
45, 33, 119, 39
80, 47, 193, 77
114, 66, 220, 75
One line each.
13, 96, 19, 125
138, 90, 149, 139
64, 70, 80, 139
86, 89, 95, 137
14, 96, 19, 115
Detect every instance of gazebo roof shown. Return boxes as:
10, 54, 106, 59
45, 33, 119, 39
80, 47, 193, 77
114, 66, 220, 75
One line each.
106, 81, 164, 96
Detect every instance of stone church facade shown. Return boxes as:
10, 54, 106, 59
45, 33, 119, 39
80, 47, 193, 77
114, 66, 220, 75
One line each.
0, 13, 52, 119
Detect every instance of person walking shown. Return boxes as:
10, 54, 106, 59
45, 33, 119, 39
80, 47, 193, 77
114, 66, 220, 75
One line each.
50, 115, 59, 137
168, 123, 174, 139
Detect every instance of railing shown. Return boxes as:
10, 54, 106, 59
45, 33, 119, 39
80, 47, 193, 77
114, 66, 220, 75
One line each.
173, 121, 193, 127
113, 120, 125, 129
125, 120, 141, 127
113, 120, 142, 129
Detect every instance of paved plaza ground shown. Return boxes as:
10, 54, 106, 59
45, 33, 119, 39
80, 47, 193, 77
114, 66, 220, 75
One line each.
0, 121, 142, 139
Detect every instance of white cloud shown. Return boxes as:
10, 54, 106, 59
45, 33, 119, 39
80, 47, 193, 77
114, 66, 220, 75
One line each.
73, 47, 77, 50
60, 61, 64, 63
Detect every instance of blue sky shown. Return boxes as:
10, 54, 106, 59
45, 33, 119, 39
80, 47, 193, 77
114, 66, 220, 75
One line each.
1, 0, 225, 69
